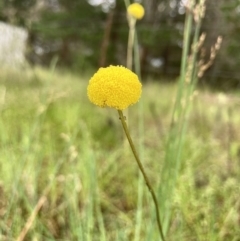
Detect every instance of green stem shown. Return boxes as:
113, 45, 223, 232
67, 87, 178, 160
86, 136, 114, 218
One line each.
127, 17, 136, 71
118, 110, 165, 241
125, 17, 136, 124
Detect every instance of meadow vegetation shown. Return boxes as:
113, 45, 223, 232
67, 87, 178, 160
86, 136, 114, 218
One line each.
0, 66, 239, 240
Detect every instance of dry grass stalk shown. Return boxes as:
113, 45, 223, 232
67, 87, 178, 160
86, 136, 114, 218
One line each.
16, 186, 50, 241
198, 36, 223, 78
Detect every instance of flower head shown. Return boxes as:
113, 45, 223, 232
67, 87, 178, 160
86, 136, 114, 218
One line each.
127, 3, 145, 20
87, 65, 142, 110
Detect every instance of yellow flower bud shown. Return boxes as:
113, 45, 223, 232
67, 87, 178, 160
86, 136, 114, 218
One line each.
127, 3, 145, 20
87, 65, 142, 110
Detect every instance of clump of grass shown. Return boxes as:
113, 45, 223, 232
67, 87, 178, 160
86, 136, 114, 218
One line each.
0, 64, 239, 240
158, 0, 222, 237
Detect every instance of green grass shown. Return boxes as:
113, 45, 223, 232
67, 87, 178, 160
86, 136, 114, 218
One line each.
0, 67, 239, 240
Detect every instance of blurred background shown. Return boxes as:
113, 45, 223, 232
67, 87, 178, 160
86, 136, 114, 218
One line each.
0, 0, 240, 89
1, 1, 240, 240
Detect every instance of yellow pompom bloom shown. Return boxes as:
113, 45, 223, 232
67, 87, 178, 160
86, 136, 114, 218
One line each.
127, 3, 145, 20
87, 65, 142, 110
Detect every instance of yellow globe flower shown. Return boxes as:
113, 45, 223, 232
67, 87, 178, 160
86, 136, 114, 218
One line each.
87, 65, 142, 110
127, 3, 145, 20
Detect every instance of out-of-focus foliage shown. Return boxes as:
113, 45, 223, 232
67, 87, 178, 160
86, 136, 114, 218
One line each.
0, 0, 240, 88
0, 0, 36, 24
218, 0, 240, 87
31, 0, 105, 69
